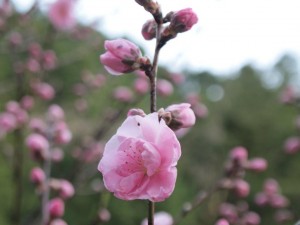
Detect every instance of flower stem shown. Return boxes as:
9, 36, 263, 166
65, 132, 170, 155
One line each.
148, 201, 155, 225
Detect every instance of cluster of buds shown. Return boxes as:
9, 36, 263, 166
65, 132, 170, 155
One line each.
0, 100, 31, 138
217, 147, 268, 198
141, 8, 198, 47
254, 179, 293, 223
27, 105, 74, 225
217, 202, 261, 225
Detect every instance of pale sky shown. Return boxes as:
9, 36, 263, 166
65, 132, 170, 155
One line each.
11, 0, 300, 75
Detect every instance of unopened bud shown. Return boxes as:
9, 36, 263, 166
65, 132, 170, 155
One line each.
142, 19, 156, 40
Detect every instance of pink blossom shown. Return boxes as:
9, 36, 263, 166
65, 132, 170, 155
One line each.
254, 193, 268, 206
42, 50, 57, 70
141, 19, 156, 40
100, 39, 143, 75
165, 103, 196, 130
230, 146, 248, 163
32, 82, 55, 100
51, 148, 64, 162
59, 179, 75, 199
26, 58, 41, 73
48, 198, 65, 218
141, 212, 173, 225
49, 219, 68, 225
284, 137, 300, 154
233, 179, 250, 198
134, 77, 149, 94
215, 218, 230, 225
157, 79, 173, 96
168, 72, 185, 85
219, 203, 238, 223
113, 86, 134, 103
169, 8, 198, 33
48, 0, 76, 31
26, 133, 49, 160
127, 108, 146, 117
98, 208, 111, 222
247, 158, 268, 172
269, 194, 289, 208
30, 167, 45, 184
54, 122, 72, 145
29, 118, 46, 133
241, 212, 261, 225
20, 95, 34, 110
263, 179, 279, 195
48, 104, 65, 121
192, 103, 208, 118
0, 112, 17, 132
98, 113, 181, 202
28, 43, 42, 59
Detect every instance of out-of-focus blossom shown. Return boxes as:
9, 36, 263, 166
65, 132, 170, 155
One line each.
48, 0, 76, 30
30, 167, 45, 185
157, 79, 173, 96
49, 219, 68, 225
48, 198, 65, 218
233, 179, 250, 198
98, 208, 111, 222
141, 212, 173, 225
20, 96, 34, 110
59, 179, 75, 199
215, 218, 229, 225
134, 77, 149, 94
42, 50, 57, 70
241, 212, 261, 225
127, 108, 146, 117
284, 137, 300, 154
98, 113, 181, 202
48, 104, 65, 121
113, 86, 134, 103
229, 146, 248, 163
246, 158, 268, 172
32, 82, 55, 100
26, 133, 49, 160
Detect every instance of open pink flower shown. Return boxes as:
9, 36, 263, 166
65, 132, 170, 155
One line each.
48, 0, 76, 30
100, 39, 144, 75
98, 113, 181, 202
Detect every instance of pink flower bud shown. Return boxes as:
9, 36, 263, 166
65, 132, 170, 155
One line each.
49, 219, 68, 225
165, 103, 196, 130
168, 72, 185, 85
59, 180, 75, 199
26, 133, 49, 160
27, 58, 41, 73
133, 78, 149, 94
32, 82, 55, 100
233, 179, 250, 198
48, 0, 76, 30
100, 39, 143, 75
141, 212, 173, 225
54, 122, 72, 145
274, 209, 293, 223
230, 146, 248, 163
20, 96, 34, 110
157, 79, 173, 96
219, 203, 238, 223
263, 179, 279, 195
0, 112, 17, 132
29, 118, 46, 133
242, 212, 261, 225
30, 167, 45, 184
169, 8, 198, 33
247, 158, 268, 172
254, 193, 268, 206
98, 208, 111, 222
215, 218, 229, 225
51, 148, 64, 162
192, 103, 208, 118
142, 19, 156, 40
28, 43, 42, 59
284, 137, 300, 154
113, 86, 134, 103
269, 194, 289, 208
48, 105, 65, 121
127, 108, 146, 117
42, 50, 57, 70
48, 198, 65, 218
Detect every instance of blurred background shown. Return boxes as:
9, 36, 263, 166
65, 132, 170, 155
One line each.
0, 0, 300, 225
